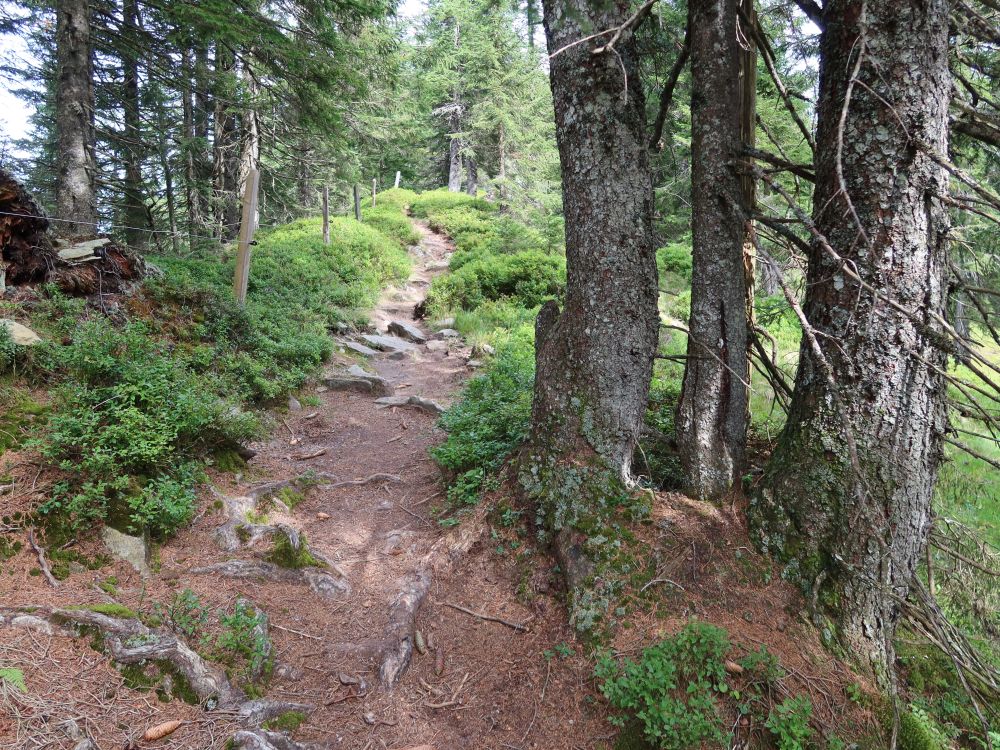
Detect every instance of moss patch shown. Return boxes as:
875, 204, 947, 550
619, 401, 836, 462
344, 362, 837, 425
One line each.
266, 531, 323, 569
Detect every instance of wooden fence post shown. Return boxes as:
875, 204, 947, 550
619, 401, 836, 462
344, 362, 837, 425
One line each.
232, 167, 260, 304
394, 171, 401, 189
353, 185, 362, 221
322, 186, 330, 246
372, 178, 377, 207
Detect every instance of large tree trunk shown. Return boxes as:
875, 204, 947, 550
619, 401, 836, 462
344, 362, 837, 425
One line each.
675, 0, 750, 500
464, 155, 478, 196
447, 134, 463, 192
213, 45, 240, 240
121, 0, 147, 249
752, 0, 951, 681
54, 0, 97, 236
520, 0, 658, 622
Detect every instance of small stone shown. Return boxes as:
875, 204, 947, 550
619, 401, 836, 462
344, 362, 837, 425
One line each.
363, 712, 376, 726
473, 343, 495, 357
274, 663, 304, 681
438, 328, 460, 339
342, 341, 379, 358
101, 527, 150, 577
425, 340, 448, 352
288, 395, 302, 412
316, 512, 330, 520
0, 319, 41, 346
315, 386, 328, 393
466, 359, 483, 369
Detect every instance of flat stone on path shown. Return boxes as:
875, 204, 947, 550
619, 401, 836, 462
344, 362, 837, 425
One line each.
387, 320, 428, 344
324, 366, 394, 397
437, 329, 460, 339
341, 341, 379, 358
361, 334, 418, 353
374, 395, 446, 416
425, 339, 449, 352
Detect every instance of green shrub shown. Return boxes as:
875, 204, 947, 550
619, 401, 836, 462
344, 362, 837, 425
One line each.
431, 328, 534, 506
596, 621, 731, 750
364, 187, 418, 211
409, 188, 494, 217
657, 239, 693, 282
0, 325, 16, 374
364, 205, 421, 247
215, 599, 272, 684
32, 321, 258, 536
765, 695, 813, 750
427, 250, 565, 312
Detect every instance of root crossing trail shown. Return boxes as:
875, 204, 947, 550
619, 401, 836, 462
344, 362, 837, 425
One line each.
0, 220, 608, 750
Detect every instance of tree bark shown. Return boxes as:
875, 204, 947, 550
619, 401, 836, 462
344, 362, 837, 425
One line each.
676, 0, 750, 500
752, 0, 951, 682
182, 49, 205, 245
54, 0, 97, 236
447, 135, 463, 192
213, 45, 240, 239
520, 0, 658, 620
121, 0, 147, 249
464, 155, 478, 195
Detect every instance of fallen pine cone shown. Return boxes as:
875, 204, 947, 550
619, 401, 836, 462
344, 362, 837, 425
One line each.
143, 720, 183, 741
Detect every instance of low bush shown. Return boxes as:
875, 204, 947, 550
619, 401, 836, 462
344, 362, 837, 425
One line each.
596, 621, 731, 750
657, 238, 693, 282
32, 321, 258, 537
409, 188, 494, 217
431, 327, 534, 508
426, 250, 565, 312
365, 205, 421, 247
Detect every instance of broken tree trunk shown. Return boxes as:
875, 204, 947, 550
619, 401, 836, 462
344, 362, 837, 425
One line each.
0, 167, 146, 294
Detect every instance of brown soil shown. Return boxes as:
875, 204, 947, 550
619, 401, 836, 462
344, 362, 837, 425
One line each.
0, 221, 871, 750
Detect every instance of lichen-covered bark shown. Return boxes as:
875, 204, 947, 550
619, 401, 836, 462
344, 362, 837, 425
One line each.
55, 0, 97, 236
752, 0, 951, 681
676, 0, 750, 501
521, 0, 658, 617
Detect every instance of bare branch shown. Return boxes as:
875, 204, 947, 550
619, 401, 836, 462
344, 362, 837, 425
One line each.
649, 31, 690, 151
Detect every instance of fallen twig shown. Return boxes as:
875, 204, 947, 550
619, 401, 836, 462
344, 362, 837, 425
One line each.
28, 528, 60, 588
272, 624, 323, 641
425, 671, 469, 709
443, 602, 530, 632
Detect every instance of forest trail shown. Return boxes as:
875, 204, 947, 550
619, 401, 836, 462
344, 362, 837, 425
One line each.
0, 219, 608, 750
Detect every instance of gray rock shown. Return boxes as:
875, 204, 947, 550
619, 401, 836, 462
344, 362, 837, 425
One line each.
387, 320, 428, 344
425, 340, 449, 352
473, 343, 496, 357
341, 341, 379, 358
101, 527, 150, 577
374, 395, 445, 416
361, 334, 417, 353
0, 319, 41, 346
467, 359, 483, 369
11, 615, 55, 635
438, 328, 460, 339
287, 396, 302, 412
324, 366, 393, 397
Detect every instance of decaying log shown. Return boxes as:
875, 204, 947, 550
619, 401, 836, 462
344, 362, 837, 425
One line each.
0, 166, 146, 295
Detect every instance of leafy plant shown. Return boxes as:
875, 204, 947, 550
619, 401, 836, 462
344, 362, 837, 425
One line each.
765, 695, 813, 750
215, 599, 271, 683
596, 621, 731, 750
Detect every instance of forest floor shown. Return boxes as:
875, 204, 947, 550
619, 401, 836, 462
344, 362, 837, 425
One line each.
0, 219, 873, 750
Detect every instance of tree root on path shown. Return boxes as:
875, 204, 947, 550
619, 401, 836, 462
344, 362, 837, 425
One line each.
377, 502, 491, 688
190, 559, 349, 599
231, 728, 329, 750
0, 606, 312, 722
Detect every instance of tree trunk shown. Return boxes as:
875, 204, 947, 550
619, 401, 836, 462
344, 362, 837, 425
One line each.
447, 135, 462, 192
752, 0, 951, 682
121, 0, 147, 249
54, 0, 97, 236
464, 156, 478, 196
520, 0, 658, 624
213, 45, 240, 239
181, 50, 205, 246
676, 0, 750, 500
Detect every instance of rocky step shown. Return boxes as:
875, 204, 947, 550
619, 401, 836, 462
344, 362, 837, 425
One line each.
339, 340, 380, 358
323, 364, 393, 397
387, 320, 428, 344
360, 334, 418, 353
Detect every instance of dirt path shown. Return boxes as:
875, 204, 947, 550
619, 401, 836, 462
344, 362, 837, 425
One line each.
0, 220, 609, 750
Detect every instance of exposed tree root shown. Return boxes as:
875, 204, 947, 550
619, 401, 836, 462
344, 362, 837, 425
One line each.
379, 569, 433, 687
0, 606, 313, 725
231, 728, 328, 750
190, 560, 349, 599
